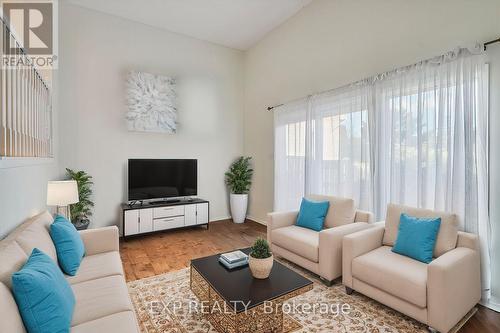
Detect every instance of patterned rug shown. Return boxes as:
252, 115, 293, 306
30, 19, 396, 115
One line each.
127, 258, 475, 333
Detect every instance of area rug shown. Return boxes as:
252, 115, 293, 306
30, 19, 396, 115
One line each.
127, 258, 476, 333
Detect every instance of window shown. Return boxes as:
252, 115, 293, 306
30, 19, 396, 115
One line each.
285, 121, 305, 157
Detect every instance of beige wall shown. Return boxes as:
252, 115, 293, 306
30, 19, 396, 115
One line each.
58, 4, 245, 232
243, 0, 500, 223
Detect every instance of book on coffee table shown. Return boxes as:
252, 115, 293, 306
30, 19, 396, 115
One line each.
220, 250, 248, 264
218, 256, 248, 269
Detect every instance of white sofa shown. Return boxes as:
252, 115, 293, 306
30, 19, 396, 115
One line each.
342, 204, 481, 333
0, 211, 140, 333
268, 194, 374, 284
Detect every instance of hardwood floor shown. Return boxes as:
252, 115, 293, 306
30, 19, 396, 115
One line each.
120, 219, 266, 281
119, 219, 499, 333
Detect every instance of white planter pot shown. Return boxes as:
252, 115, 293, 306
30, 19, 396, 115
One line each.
230, 193, 248, 223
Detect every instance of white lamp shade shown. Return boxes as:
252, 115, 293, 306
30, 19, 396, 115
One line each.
47, 180, 79, 206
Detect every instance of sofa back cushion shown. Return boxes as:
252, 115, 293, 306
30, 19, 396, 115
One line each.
307, 194, 355, 228
0, 282, 26, 333
0, 241, 28, 289
4, 211, 57, 262
383, 203, 458, 257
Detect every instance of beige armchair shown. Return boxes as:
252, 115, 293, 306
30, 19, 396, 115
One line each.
267, 195, 374, 285
342, 204, 481, 333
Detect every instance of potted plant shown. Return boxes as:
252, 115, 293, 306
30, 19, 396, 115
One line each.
66, 168, 94, 230
225, 156, 253, 224
248, 238, 273, 279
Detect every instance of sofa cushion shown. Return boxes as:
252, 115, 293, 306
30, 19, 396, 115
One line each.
352, 246, 428, 308
12, 248, 75, 333
71, 311, 138, 333
50, 215, 86, 276
307, 194, 355, 228
0, 282, 26, 333
71, 275, 134, 326
7, 211, 58, 262
271, 225, 319, 262
383, 203, 458, 257
0, 241, 28, 289
66, 251, 124, 285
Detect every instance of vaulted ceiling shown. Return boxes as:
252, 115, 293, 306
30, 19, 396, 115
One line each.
67, 0, 312, 50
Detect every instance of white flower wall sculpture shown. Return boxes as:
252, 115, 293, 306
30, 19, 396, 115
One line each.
126, 71, 177, 133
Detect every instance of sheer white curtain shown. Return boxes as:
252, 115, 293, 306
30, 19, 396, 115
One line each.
306, 85, 373, 211
273, 46, 491, 301
274, 98, 309, 211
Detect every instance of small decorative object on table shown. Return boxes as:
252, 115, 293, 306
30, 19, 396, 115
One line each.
218, 250, 248, 269
248, 238, 273, 279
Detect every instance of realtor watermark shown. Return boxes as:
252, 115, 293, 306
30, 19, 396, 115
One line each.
1, 0, 58, 69
151, 300, 352, 316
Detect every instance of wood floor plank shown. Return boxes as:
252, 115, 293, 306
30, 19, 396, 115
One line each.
119, 219, 499, 332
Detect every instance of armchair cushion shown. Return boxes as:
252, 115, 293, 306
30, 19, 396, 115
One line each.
383, 203, 458, 257
296, 198, 329, 231
392, 214, 441, 264
352, 246, 428, 308
307, 194, 355, 228
271, 226, 319, 262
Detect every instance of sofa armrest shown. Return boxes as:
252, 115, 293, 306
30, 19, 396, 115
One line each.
79, 226, 119, 256
427, 247, 481, 333
354, 210, 374, 223
267, 211, 298, 244
342, 225, 385, 288
319, 222, 372, 281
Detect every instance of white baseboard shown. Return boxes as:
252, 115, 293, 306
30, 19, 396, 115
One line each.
210, 215, 231, 222
246, 215, 267, 226
210, 215, 267, 226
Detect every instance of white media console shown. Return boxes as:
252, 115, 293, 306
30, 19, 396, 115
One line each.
121, 198, 209, 239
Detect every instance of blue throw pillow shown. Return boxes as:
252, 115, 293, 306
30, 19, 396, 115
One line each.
296, 198, 330, 232
50, 215, 85, 276
392, 213, 441, 264
12, 248, 75, 333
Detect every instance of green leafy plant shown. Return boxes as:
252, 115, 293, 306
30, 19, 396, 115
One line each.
250, 238, 272, 259
66, 168, 94, 223
225, 156, 253, 194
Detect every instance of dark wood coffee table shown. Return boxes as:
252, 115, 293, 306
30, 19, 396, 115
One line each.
190, 248, 312, 333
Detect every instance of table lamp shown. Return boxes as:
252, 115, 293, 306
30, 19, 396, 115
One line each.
47, 180, 79, 221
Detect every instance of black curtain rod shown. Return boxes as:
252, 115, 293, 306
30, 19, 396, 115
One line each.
484, 37, 500, 49
267, 37, 500, 111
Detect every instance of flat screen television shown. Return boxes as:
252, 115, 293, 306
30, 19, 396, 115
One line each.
128, 159, 197, 201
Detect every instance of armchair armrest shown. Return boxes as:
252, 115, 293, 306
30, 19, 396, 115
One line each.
79, 226, 119, 256
319, 222, 372, 281
457, 231, 479, 251
342, 225, 385, 287
427, 247, 481, 333
267, 211, 298, 244
354, 209, 374, 223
